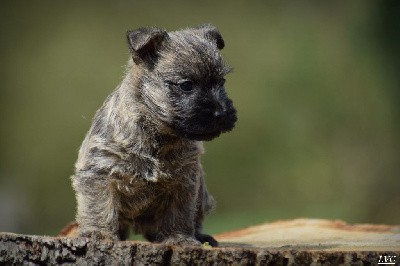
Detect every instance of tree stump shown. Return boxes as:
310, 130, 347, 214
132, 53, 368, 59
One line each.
1, 219, 399, 265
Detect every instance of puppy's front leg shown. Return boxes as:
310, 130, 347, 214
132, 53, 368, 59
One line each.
73, 176, 120, 240
143, 189, 201, 246
160, 202, 201, 246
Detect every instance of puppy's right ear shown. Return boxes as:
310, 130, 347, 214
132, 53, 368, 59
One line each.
127, 27, 168, 68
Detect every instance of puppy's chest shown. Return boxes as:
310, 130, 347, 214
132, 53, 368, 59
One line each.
116, 157, 201, 217
117, 151, 201, 195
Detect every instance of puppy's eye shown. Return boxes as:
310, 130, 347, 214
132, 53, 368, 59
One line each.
179, 80, 194, 92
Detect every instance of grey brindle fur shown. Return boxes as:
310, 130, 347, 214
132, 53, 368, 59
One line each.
71, 25, 237, 246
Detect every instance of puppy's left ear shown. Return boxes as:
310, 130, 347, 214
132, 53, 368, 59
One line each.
127, 27, 168, 68
194, 24, 225, 50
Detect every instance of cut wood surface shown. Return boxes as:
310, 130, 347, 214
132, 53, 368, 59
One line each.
1, 219, 399, 265
216, 218, 400, 251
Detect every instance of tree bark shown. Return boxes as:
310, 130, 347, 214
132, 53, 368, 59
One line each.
1, 219, 399, 265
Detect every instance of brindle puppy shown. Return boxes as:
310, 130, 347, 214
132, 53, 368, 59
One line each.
71, 25, 237, 246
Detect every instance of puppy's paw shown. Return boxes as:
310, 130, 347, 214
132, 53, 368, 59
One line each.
162, 234, 202, 246
195, 233, 218, 247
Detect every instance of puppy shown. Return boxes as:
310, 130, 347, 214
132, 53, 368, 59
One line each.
71, 24, 237, 246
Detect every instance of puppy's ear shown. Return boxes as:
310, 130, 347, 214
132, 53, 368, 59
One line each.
194, 24, 225, 50
127, 27, 168, 68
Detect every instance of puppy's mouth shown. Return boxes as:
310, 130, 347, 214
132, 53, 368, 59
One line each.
174, 112, 237, 141
184, 129, 223, 141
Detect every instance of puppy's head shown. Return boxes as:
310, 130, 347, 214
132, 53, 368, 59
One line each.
127, 25, 237, 141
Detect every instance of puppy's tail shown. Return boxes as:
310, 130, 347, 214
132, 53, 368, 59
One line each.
58, 221, 79, 237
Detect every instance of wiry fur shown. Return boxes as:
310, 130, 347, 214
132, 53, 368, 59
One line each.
71, 25, 237, 246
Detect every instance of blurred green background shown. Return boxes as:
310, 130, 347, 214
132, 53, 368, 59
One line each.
0, 1, 399, 237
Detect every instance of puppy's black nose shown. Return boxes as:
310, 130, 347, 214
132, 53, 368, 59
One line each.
214, 110, 227, 120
